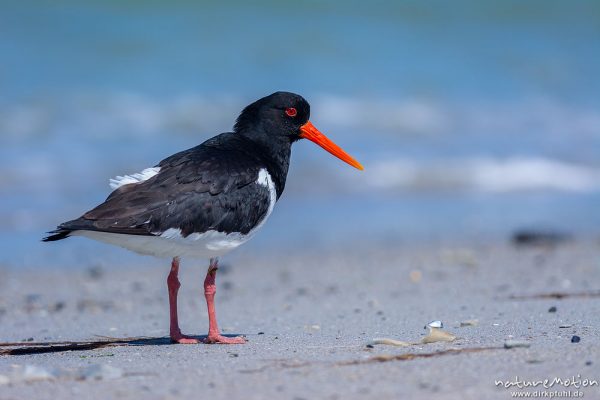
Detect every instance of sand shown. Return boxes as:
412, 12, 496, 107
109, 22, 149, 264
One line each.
1, 240, 599, 399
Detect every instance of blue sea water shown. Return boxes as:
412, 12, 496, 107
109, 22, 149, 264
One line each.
1, 1, 599, 268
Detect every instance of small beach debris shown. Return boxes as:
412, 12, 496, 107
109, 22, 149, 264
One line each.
22, 365, 57, 382
504, 339, 531, 349
571, 335, 581, 343
427, 320, 443, 329
409, 270, 422, 283
421, 321, 456, 344
548, 306, 557, 313
368, 320, 456, 347
440, 248, 478, 267
508, 290, 600, 300
340, 346, 501, 366
460, 319, 479, 327
559, 324, 573, 328
86, 265, 104, 280
79, 364, 123, 381
369, 338, 411, 347
526, 359, 543, 364
511, 230, 571, 247
7, 364, 123, 385
304, 324, 321, 334
48, 301, 66, 313
77, 299, 115, 313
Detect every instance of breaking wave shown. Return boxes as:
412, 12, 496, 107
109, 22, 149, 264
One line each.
364, 157, 600, 193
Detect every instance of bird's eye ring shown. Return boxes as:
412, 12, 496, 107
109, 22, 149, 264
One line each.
285, 107, 297, 117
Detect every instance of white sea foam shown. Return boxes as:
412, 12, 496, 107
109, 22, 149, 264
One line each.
365, 157, 600, 193
317, 96, 600, 139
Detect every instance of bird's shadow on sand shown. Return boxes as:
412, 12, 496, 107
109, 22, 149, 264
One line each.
0, 335, 246, 356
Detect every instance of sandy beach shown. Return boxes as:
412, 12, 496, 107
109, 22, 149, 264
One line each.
1, 239, 599, 399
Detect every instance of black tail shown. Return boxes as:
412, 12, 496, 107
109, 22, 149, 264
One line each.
42, 229, 72, 242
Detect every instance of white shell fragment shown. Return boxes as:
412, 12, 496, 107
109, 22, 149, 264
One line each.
504, 339, 531, 349
428, 320, 443, 329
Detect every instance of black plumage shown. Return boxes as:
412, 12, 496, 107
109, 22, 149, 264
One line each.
44, 92, 310, 242
44, 135, 271, 240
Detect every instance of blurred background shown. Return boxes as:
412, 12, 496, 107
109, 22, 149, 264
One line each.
1, 0, 599, 268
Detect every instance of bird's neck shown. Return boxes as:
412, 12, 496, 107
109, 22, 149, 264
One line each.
236, 129, 291, 198
254, 137, 291, 199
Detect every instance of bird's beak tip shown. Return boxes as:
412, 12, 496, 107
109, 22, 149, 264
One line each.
299, 121, 363, 171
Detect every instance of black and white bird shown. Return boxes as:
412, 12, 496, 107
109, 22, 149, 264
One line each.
44, 91, 363, 344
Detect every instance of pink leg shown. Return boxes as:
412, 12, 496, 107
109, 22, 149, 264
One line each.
203, 258, 246, 344
168, 257, 199, 344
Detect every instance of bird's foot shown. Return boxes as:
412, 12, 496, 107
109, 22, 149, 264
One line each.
170, 331, 200, 344
203, 334, 246, 344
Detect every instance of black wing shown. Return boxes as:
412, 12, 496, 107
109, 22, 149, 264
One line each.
44, 133, 273, 241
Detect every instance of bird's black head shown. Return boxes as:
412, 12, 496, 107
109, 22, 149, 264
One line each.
234, 91, 310, 140
234, 91, 363, 171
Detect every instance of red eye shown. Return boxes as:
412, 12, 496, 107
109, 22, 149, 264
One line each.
285, 107, 297, 117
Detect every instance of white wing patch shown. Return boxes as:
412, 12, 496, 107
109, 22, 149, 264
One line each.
109, 167, 161, 190
257, 168, 270, 186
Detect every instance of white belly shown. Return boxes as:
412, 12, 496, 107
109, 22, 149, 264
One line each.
75, 168, 277, 259
74, 229, 255, 259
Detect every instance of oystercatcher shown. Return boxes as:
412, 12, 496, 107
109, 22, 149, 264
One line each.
44, 91, 363, 344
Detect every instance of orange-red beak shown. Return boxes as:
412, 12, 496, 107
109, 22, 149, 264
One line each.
299, 121, 364, 170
